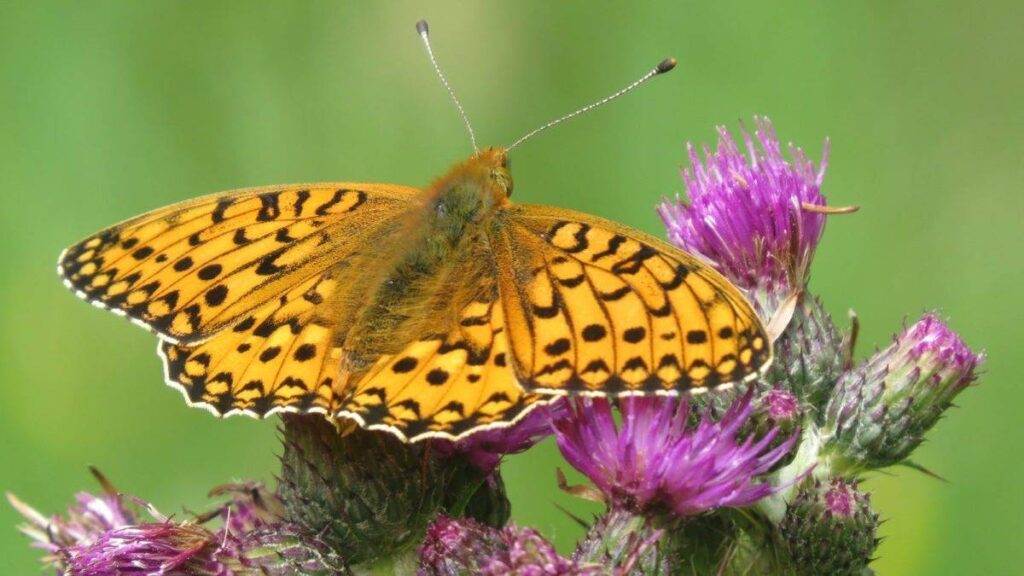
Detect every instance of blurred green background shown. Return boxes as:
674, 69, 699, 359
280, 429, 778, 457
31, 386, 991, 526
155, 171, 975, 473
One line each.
2, 1, 1021, 573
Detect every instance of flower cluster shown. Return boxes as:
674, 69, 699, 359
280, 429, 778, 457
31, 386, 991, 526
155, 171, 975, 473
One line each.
9, 472, 343, 575
13, 118, 983, 575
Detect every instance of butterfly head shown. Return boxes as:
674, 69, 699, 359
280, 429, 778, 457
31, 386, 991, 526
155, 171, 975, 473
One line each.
472, 146, 513, 199
426, 147, 512, 227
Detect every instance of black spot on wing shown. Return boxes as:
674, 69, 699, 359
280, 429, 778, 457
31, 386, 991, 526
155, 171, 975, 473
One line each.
259, 347, 281, 362
255, 251, 285, 276
274, 228, 296, 243
591, 235, 627, 262
623, 327, 646, 343
582, 324, 607, 342
198, 264, 223, 281
257, 192, 281, 221
205, 285, 228, 306
234, 316, 255, 332
611, 244, 658, 275
132, 246, 154, 260
173, 257, 193, 272
212, 198, 233, 223
598, 286, 631, 302
294, 343, 317, 361
544, 338, 571, 356
661, 263, 690, 290
686, 330, 708, 344
426, 369, 449, 385
557, 274, 585, 288
392, 357, 418, 373
293, 189, 311, 216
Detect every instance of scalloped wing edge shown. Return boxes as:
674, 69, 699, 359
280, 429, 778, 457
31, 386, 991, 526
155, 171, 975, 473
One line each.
155, 338, 564, 443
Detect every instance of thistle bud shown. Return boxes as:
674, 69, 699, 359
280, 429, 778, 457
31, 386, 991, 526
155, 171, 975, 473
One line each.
822, 314, 984, 470
763, 293, 847, 409
577, 506, 688, 573
746, 388, 803, 472
780, 478, 879, 575
278, 415, 462, 565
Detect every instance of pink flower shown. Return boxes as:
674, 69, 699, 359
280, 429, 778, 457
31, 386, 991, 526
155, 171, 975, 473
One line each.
553, 390, 796, 517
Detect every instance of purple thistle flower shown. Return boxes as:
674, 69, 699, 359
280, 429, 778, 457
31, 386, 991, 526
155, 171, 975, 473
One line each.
418, 514, 601, 576
823, 313, 984, 470
10, 478, 345, 575
553, 390, 797, 518
63, 521, 216, 576
9, 486, 220, 576
658, 117, 829, 294
7, 483, 141, 562
432, 399, 565, 473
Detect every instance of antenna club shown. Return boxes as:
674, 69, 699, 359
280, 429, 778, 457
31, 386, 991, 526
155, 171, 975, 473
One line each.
656, 58, 678, 74
416, 20, 429, 36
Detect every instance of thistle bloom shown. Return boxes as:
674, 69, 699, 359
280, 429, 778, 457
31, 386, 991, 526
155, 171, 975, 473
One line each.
553, 390, 796, 517
418, 514, 601, 576
10, 480, 343, 576
823, 313, 984, 470
658, 117, 828, 294
8, 487, 140, 564
432, 399, 565, 473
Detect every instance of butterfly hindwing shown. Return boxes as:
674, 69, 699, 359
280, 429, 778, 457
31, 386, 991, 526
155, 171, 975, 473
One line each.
338, 275, 547, 442
59, 183, 418, 344
158, 269, 344, 416
493, 204, 771, 395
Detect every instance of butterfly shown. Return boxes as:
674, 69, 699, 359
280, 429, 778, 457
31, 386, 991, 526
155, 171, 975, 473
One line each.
57, 146, 770, 441
57, 23, 772, 442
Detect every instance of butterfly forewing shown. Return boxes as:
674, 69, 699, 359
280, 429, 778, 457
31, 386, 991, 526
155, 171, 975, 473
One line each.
493, 204, 771, 395
58, 183, 418, 344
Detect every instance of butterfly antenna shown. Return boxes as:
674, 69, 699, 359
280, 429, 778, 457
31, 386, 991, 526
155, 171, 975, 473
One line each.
416, 20, 479, 153
507, 58, 677, 151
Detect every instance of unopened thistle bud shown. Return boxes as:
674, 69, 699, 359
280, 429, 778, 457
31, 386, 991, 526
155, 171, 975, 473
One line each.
765, 293, 847, 408
780, 478, 879, 575
822, 314, 983, 471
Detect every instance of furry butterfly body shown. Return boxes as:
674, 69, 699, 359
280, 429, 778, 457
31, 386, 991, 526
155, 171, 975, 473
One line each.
59, 147, 771, 441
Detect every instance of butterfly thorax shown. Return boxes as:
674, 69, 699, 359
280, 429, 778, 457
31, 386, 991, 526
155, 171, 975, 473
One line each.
339, 148, 512, 369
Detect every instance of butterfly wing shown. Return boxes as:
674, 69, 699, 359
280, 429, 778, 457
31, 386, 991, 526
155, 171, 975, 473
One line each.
59, 183, 418, 344
337, 259, 547, 442
158, 267, 344, 416
62, 183, 422, 418
492, 204, 771, 395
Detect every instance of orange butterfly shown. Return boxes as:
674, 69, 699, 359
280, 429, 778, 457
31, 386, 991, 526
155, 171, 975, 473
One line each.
57, 23, 771, 442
